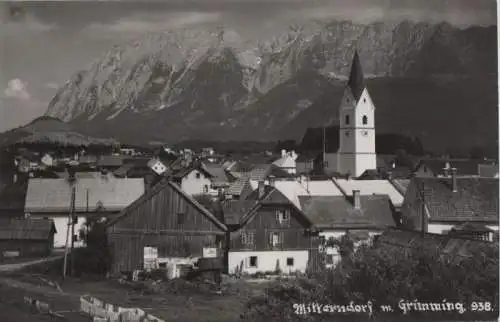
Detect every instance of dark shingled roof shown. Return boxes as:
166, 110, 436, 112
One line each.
417, 159, 481, 176
298, 195, 396, 229
411, 177, 498, 222
375, 228, 493, 263
347, 50, 365, 101
0, 218, 56, 240
221, 199, 259, 225
96, 155, 123, 167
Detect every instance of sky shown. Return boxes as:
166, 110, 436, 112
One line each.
0, 0, 497, 132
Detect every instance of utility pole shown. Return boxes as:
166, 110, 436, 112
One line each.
420, 181, 426, 237
62, 166, 76, 280
70, 184, 76, 277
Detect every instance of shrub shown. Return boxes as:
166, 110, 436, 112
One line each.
242, 236, 499, 321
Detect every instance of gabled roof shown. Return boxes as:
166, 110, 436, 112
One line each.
296, 151, 321, 163
222, 199, 259, 225
106, 178, 227, 231
0, 218, 56, 240
172, 162, 213, 180
237, 187, 315, 228
268, 179, 344, 209
25, 177, 145, 213
298, 195, 395, 229
203, 163, 232, 186
334, 179, 405, 208
96, 155, 123, 167
347, 50, 365, 102
408, 177, 499, 222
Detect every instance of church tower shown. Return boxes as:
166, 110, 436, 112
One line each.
337, 51, 377, 177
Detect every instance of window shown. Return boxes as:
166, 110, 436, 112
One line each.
249, 256, 258, 267
344, 131, 350, 137
345, 114, 350, 125
363, 98, 366, 103
286, 257, 294, 267
276, 209, 290, 225
195, 172, 201, 179
362, 115, 368, 125
269, 232, 282, 247
241, 231, 255, 246
325, 254, 334, 264
203, 185, 209, 193
177, 213, 185, 225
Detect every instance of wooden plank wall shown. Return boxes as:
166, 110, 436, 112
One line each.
229, 205, 313, 252
108, 182, 226, 273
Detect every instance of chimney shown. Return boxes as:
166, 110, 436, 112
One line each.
353, 190, 361, 209
258, 180, 266, 199
451, 168, 457, 192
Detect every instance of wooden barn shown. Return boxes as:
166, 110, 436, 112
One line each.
0, 218, 56, 259
106, 178, 228, 275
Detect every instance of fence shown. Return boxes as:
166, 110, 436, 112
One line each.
80, 295, 165, 322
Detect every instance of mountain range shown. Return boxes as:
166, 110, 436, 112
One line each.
43, 20, 498, 153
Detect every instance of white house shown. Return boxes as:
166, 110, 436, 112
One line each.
272, 150, 298, 174
223, 183, 315, 275
172, 164, 215, 196
24, 176, 145, 248
324, 51, 377, 177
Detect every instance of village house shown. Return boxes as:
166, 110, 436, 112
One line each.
171, 162, 215, 196
223, 181, 318, 275
272, 150, 298, 174
0, 218, 56, 259
400, 172, 499, 242
24, 175, 145, 248
96, 155, 124, 171
298, 192, 397, 268
295, 151, 322, 175
105, 178, 227, 275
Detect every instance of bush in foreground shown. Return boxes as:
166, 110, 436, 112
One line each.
241, 239, 499, 322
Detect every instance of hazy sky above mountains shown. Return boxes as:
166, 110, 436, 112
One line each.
0, 0, 497, 132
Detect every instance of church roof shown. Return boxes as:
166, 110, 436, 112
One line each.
347, 50, 366, 101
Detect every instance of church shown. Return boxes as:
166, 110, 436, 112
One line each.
324, 50, 377, 178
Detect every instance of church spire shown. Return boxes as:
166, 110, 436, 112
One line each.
347, 50, 365, 102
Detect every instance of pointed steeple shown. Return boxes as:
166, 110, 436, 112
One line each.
347, 50, 365, 102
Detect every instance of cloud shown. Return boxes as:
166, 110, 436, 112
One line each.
4, 79, 31, 101
0, 11, 56, 33
83, 12, 221, 36
45, 82, 60, 90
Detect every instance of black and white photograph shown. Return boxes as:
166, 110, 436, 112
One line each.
0, 0, 498, 321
